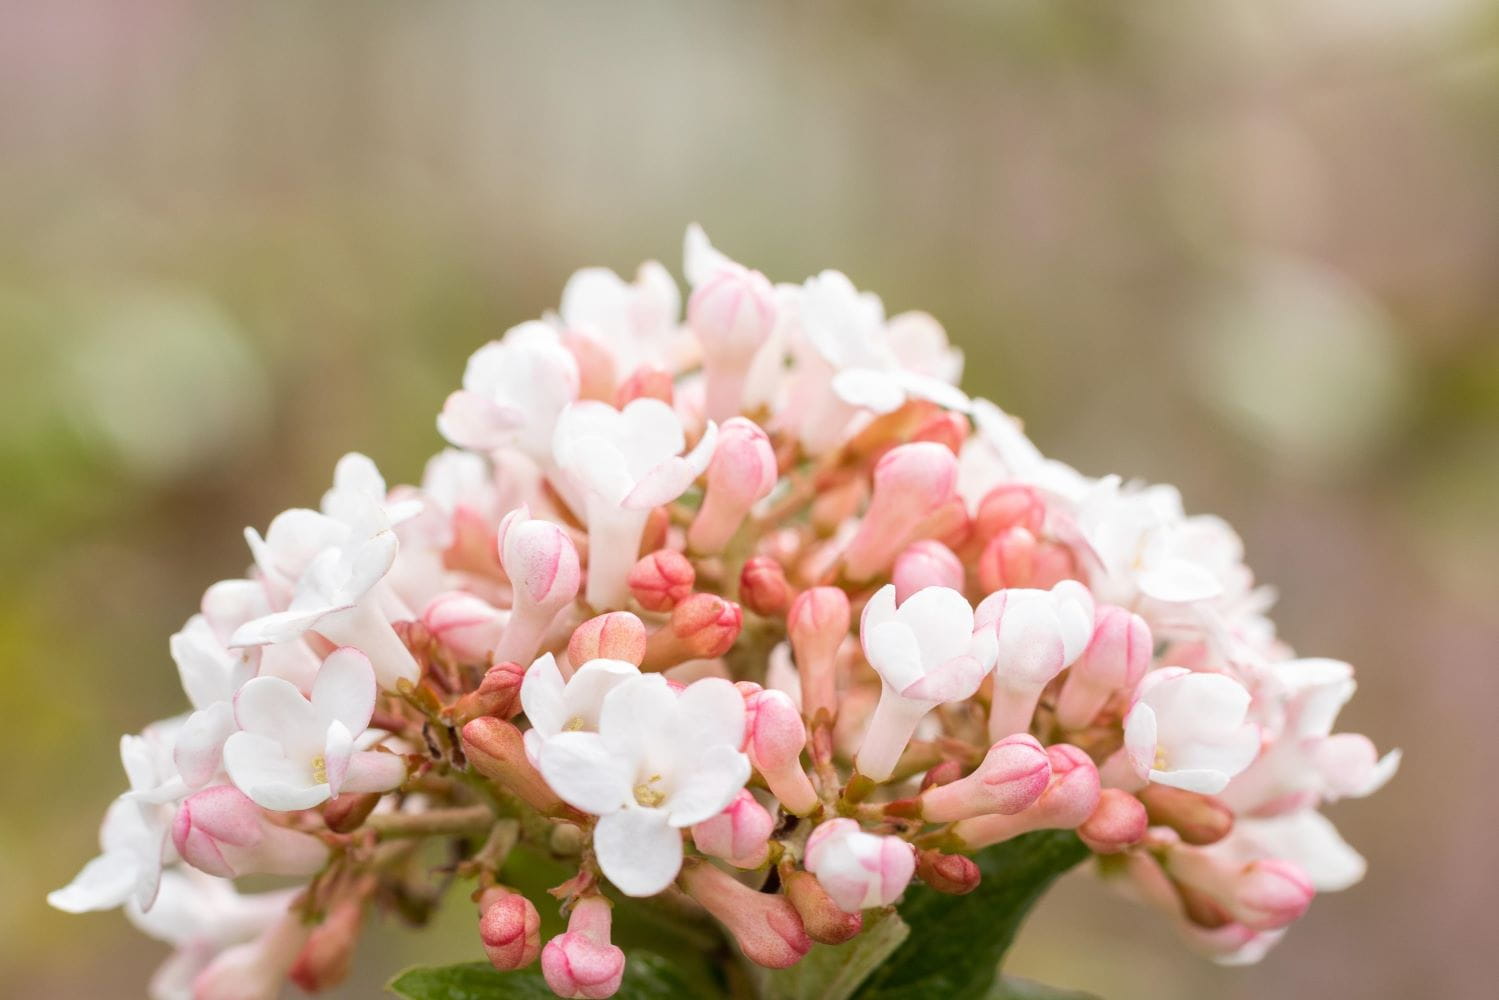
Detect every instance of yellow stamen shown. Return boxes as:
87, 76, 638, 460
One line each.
633, 775, 666, 808
312, 754, 328, 784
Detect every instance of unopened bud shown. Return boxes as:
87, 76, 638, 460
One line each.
916, 849, 981, 895
1077, 788, 1148, 854
560, 328, 618, 403
290, 895, 364, 992
688, 264, 778, 422
782, 869, 863, 944
642, 593, 742, 670
461, 717, 566, 816
740, 556, 793, 617
744, 689, 818, 816
422, 591, 505, 664
541, 896, 626, 998
978, 527, 1076, 592
920, 759, 965, 791
628, 549, 696, 612
691, 790, 775, 868
567, 612, 648, 667
479, 887, 542, 971
681, 861, 811, 969
1140, 784, 1235, 846
173, 785, 329, 879
615, 365, 674, 407
804, 818, 916, 913
495, 506, 581, 665
891, 540, 965, 606
448, 660, 527, 724
1055, 606, 1152, 730
689, 418, 778, 554
911, 410, 968, 454
787, 587, 850, 724
323, 792, 381, 834
974, 485, 1045, 539
919, 734, 1052, 823
951, 744, 1101, 849
844, 443, 959, 582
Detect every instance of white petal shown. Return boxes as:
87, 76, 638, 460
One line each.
174, 703, 238, 789
864, 621, 927, 694
222, 732, 327, 811
537, 732, 632, 816
594, 808, 683, 897
519, 652, 567, 738
893, 585, 973, 667
832, 368, 906, 413
673, 677, 747, 754
664, 745, 750, 828
311, 647, 377, 736
48, 853, 138, 913
597, 674, 677, 763
233, 677, 320, 759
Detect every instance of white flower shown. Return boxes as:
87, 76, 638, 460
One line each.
1124, 667, 1261, 794
171, 616, 255, 789
320, 452, 423, 529
856, 585, 997, 781
223, 648, 405, 810
558, 260, 683, 376
126, 868, 296, 1000
1217, 810, 1370, 893
537, 674, 750, 896
518, 652, 640, 763
977, 580, 1096, 738
438, 321, 581, 461
552, 398, 716, 608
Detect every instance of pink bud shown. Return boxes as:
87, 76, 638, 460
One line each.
642, 594, 742, 670
892, 540, 965, 606
496, 507, 581, 665
740, 557, 794, 617
479, 887, 542, 971
193, 909, 310, 1000
567, 612, 648, 668
1055, 606, 1152, 730
916, 849, 981, 895
689, 418, 778, 554
461, 717, 567, 816
323, 792, 381, 833
688, 264, 778, 422
974, 485, 1045, 540
978, 527, 1077, 592
744, 689, 819, 816
843, 443, 959, 581
290, 896, 364, 992
1139, 785, 1235, 846
541, 897, 626, 999
680, 861, 811, 969
627, 549, 696, 612
173, 785, 329, 879
422, 591, 506, 664
787, 587, 850, 725
804, 818, 917, 913
910, 410, 968, 454
919, 734, 1052, 822
951, 744, 1101, 849
1164, 849, 1314, 932
615, 365, 674, 407
449, 660, 527, 724
691, 790, 775, 868
920, 759, 965, 791
782, 870, 863, 944
1077, 788, 1149, 854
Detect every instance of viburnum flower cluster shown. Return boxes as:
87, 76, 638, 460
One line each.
52, 226, 1399, 998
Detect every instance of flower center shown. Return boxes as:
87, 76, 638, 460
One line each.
1153, 746, 1169, 771
563, 715, 586, 732
633, 774, 666, 808
312, 753, 328, 784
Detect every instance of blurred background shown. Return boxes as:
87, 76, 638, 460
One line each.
3, 2, 1496, 997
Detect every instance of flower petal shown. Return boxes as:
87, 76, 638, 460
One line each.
311, 647, 376, 736
537, 732, 632, 816
594, 807, 683, 897
664, 744, 750, 828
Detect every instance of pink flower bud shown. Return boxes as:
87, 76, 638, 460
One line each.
1139, 785, 1235, 846
194, 909, 310, 1000
920, 759, 965, 791
323, 792, 381, 833
642, 593, 742, 670
627, 549, 696, 612
843, 443, 959, 582
740, 557, 794, 617
782, 870, 863, 944
541, 897, 626, 999
496, 507, 581, 665
804, 818, 917, 913
919, 734, 1052, 822
1055, 606, 1152, 730
978, 527, 1077, 592
688, 264, 778, 422
1164, 849, 1314, 932
422, 591, 506, 664
615, 365, 675, 407
290, 896, 364, 992
461, 717, 568, 816
691, 790, 775, 868
680, 861, 811, 969
891, 540, 965, 606
689, 418, 778, 554
910, 410, 968, 454
787, 587, 850, 725
951, 744, 1101, 849
479, 887, 542, 971
567, 612, 648, 668
916, 849, 981, 895
744, 689, 818, 816
974, 485, 1045, 540
1076, 788, 1149, 854
173, 785, 329, 879
448, 660, 527, 724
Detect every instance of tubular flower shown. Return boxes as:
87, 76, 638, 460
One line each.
51, 227, 1396, 994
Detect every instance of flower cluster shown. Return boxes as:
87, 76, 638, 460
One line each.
52, 227, 1399, 997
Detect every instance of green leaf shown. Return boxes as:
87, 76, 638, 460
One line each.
388, 951, 703, 1000
852, 830, 1090, 1000
756, 910, 911, 1000
988, 975, 1101, 1000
